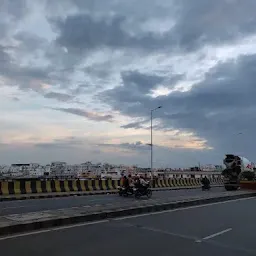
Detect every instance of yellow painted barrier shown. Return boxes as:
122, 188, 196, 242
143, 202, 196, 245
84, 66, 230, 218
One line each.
0, 178, 223, 196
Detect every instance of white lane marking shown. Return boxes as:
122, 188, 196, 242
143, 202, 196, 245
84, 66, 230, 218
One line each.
0, 196, 254, 240
114, 196, 256, 220
0, 220, 108, 241
138, 226, 198, 241
196, 228, 232, 243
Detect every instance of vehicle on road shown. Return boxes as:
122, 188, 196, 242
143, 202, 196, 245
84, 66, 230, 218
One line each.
133, 182, 152, 199
222, 154, 255, 191
201, 184, 211, 191
201, 176, 211, 191
118, 185, 134, 197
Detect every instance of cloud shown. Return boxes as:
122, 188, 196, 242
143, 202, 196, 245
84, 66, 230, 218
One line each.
101, 53, 256, 160
51, 107, 114, 122
34, 136, 84, 148
99, 141, 150, 153
13, 32, 48, 52
0, 0, 29, 39
96, 140, 217, 167
50, 0, 256, 57
11, 97, 20, 102
44, 91, 74, 102
52, 13, 173, 54
2, 0, 256, 166
167, 0, 256, 51
0, 0, 29, 20
121, 120, 150, 129
0, 45, 52, 92
121, 71, 165, 93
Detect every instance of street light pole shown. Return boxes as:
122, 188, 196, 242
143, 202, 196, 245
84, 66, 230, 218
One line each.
150, 106, 162, 180
150, 110, 153, 178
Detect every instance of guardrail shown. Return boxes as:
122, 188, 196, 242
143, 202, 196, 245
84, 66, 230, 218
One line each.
0, 177, 224, 196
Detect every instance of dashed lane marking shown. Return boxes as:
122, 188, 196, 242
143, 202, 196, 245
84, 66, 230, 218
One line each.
196, 228, 232, 243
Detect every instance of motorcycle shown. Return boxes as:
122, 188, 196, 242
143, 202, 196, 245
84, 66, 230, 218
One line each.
201, 184, 211, 191
201, 177, 211, 191
133, 183, 152, 199
118, 185, 134, 197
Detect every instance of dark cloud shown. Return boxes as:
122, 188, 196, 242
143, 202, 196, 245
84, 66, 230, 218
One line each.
51, 107, 114, 122
0, 0, 29, 40
100, 53, 256, 160
0, 45, 52, 91
0, 22, 8, 39
0, 139, 217, 167
49, 0, 256, 57
98, 141, 150, 152
99, 83, 147, 116
57, 0, 175, 20
2, 0, 256, 166
2, 0, 255, 94
0, 45, 11, 67
121, 120, 149, 129
52, 14, 128, 53
13, 32, 47, 52
51, 13, 178, 54
70, 83, 102, 95
121, 71, 164, 94
173, 0, 256, 51
44, 91, 74, 102
0, 0, 28, 20
97, 141, 219, 167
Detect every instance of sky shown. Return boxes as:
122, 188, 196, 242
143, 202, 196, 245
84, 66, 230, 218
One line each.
1, 0, 256, 167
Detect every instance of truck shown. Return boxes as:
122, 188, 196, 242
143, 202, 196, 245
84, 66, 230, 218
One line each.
222, 154, 255, 191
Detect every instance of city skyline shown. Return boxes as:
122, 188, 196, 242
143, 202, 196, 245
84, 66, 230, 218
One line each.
1, 1, 256, 167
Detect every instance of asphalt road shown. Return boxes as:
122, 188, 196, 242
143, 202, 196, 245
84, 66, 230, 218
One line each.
0, 187, 226, 216
1, 196, 256, 255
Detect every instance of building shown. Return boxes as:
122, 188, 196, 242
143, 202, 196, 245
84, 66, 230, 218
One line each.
49, 162, 67, 176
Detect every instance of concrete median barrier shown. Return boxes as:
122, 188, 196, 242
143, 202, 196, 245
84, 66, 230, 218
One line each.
0, 179, 120, 196
0, 190, 253, 237
0, 177, 224, 201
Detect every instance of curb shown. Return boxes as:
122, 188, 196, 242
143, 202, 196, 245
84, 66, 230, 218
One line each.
0, 191, 118, 202
0, 185, 223, 202
0, 192, 254, 237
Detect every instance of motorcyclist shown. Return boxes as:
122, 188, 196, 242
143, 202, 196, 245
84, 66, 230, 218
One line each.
122, 175, 129, 190
201, 176, 210, 188
134, 176, 141, 188
139, 176, 147, 186
128, 174, 133, 185
126, 174, 134, 193
136, 176, 148, 194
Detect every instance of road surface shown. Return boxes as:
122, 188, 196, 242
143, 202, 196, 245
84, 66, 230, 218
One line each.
0, 187, 226, 216
1, 196, 256, 255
